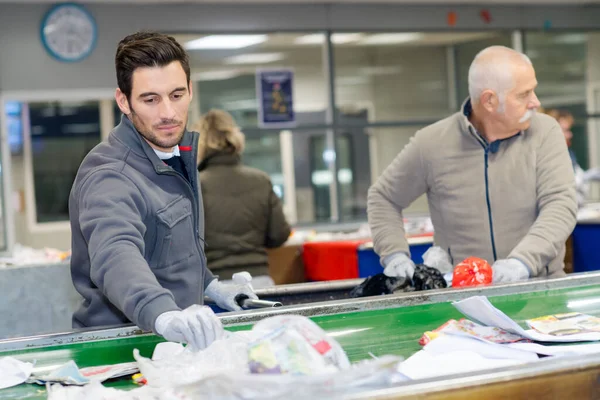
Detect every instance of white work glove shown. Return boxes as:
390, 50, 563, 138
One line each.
205, 278, 258, 311
154, 304, 224, 351
492, 259, 530, 283
382, 252, 415, 279
422, 246, 453, 274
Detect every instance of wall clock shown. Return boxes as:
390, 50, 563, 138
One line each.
40, 3, 97, 63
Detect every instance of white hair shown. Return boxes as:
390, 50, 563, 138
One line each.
468, 46, 532, 111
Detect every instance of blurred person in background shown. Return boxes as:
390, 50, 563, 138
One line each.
544, 109, 578, 169
545, 108, 600, 207
193, 109, 291, 282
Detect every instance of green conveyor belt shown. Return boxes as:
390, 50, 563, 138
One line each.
3, 284, 600, 399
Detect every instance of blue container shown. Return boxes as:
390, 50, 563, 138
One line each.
572, 223, 600, 273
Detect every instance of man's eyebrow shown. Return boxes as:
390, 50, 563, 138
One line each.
138, 87, 187, 98
138, 91, 159, 98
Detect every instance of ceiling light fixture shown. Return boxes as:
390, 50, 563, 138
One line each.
191, 70, 241, 81
184, 34, 267, 50
360, 33, 424, 45
294, 33, 363, 45
224, 52, 284, 64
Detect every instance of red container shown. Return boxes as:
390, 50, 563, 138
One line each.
302, 240, 370, 281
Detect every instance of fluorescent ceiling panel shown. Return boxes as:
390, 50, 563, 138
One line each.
294, 33, 363, 45
360, 33, 424, 45
185, 34, 267, 50
224, 52, 284, 64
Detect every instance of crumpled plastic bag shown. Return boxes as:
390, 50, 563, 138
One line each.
48, 315, 405, 400
135, 315, 350, 388
48, 356, 404, 400
350, 263, 446, 298
452, 257, 493, 287
172, 355, 403, 400
134, 331, 255, 387
349, 273, 411, 298
247, 315, 350, 373
412, 264, 447, 291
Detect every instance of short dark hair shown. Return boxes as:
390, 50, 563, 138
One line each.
115, 31, 191, 100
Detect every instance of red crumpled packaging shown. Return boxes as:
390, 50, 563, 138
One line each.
452, 256, 493, 287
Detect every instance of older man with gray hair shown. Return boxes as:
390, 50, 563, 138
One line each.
367, 45, 577, 284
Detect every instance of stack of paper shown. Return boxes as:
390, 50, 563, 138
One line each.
397, 295, 600, 381
452, 296, 600, 342
527, 313, 600, 336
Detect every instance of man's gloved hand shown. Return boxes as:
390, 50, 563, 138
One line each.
382, 252, 416, 279
422, 246, 453, 274
492, 259, 530, 283
205, 279, 258, 311
154, 305, 224, 351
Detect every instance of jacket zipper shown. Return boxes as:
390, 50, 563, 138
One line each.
483, 147, 498, 261
159, 169, 207, 269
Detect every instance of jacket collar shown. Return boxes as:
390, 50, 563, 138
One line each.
111, 114, 198, 173
458, 97, 521, 152
197, 149, 240, 172
459, 97, 487, 147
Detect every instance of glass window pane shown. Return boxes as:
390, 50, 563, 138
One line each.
289, 129, 331, 224
0, 103, 15, 251
525, 32, 586, 107
309, 134, 332, 221
455, 32, 513, 102
243, 130, 284, 200
307, 131, 368, 222
333, 32, 455, 122
29, 101, 101, 223
525, 32, 588, 169
172, 33, 328, 128
5, 101, 24, 155
571, 108, 589, 171
584, 117, 600, 203
369, 125, 432, 214
336, 110, 371, 221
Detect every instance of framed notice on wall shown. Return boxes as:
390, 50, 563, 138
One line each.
256, 68, 296, 128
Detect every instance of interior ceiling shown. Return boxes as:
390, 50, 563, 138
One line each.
1, 0, 600, 3
173, 32, 500, 49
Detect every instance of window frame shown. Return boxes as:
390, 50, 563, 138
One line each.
1, 90, 114, 233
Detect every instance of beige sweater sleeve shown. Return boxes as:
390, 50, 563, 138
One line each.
367, 134, 429, 263
509, 125, 577, 275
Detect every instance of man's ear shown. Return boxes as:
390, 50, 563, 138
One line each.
479, 90, 499, 113
115, 88, 131, 115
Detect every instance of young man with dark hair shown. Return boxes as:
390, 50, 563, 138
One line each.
69, 31, 256, 350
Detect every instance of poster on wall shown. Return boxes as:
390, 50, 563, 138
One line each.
256, 68, 296, 128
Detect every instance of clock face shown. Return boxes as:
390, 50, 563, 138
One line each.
41, 3, 97, 62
